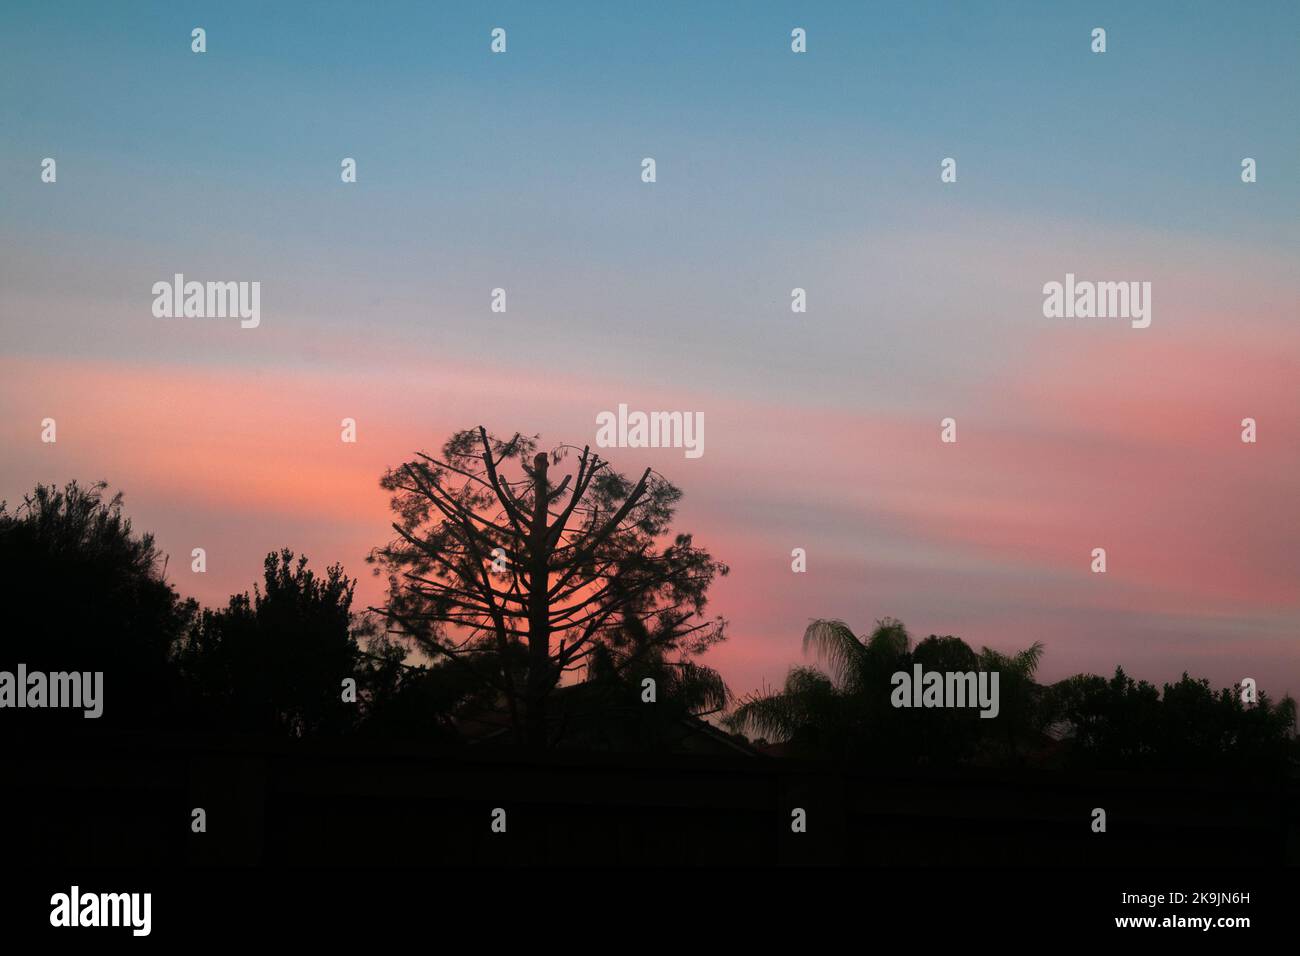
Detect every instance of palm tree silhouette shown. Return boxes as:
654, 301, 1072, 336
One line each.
727, 617, 1047, 765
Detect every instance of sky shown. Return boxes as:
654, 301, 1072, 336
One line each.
1, 1, 1297, 703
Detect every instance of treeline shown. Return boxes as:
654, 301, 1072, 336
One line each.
0, 482, 466, 741
727, 619, 1297, 775
0, 481, 721, 750
1, 481, 1295, 776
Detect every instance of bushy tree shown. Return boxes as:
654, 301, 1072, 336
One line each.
369, 426, 728, 747
353, 630, 495, 742
178, 550, 363, 736
1049, 668, 1296, 774
0, 481, 195, 732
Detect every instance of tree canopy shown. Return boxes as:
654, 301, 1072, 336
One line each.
726, 617, 1295, 775
368, 426, 728, 747
3, 477, 1291, 773
0, 480, 194, 732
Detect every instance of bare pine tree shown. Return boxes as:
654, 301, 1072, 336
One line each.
369, 426, 727, 747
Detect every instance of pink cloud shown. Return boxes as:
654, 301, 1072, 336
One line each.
2, 312, 1297, 704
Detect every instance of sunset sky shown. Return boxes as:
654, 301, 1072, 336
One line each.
2, 2, 1297, 702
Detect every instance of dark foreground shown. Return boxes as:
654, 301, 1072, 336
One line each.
3, 734, 1294, 940
5, 733, 1297, 865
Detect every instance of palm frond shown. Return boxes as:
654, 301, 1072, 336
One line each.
725, 692, 801, 740
670, 659, 730, 713
801, 619, 867, 688
724, 666, 838, 741
1014, 641, 1045, 677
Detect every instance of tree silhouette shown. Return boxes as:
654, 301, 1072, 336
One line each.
4, 477, 1291, 770
727, 618, 917, 761
558, 642, 731, 751
0, 481, 195, 733
727, 617, 1048, 765
729, 616, 1297, 773
1047, 667, 1296, 773
178, 550, 365, 736
369, 426, 728, 747
975, 640, 1046, 765
353, 629, 496, 742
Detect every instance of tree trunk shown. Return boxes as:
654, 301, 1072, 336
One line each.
526, 453, 552, 748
